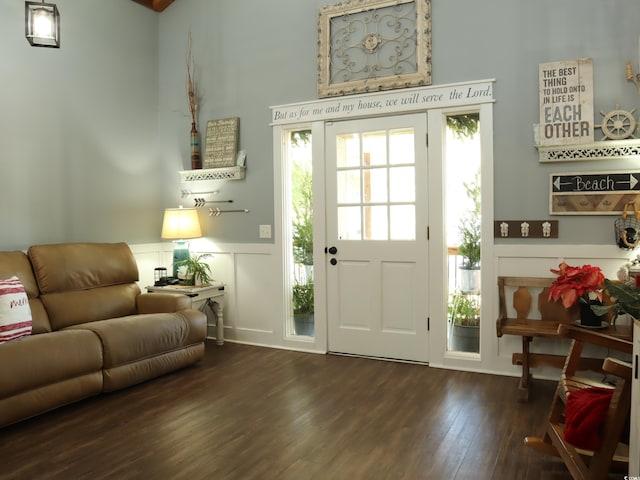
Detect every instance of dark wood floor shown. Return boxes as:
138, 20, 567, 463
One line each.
0, 341, 606, 479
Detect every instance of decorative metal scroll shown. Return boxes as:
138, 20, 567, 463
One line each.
318, 0, 431, 97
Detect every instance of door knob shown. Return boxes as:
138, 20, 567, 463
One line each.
330, 258, 337, 266
328, 246, 338, 255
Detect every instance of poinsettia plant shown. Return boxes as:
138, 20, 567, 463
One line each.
548, 262, 605, 308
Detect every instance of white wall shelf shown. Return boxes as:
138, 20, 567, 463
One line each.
536, 138, 640, 163
179, 166, 245, 182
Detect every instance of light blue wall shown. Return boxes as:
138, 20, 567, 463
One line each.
1, 0, 639, 249
0, 0, 161, 250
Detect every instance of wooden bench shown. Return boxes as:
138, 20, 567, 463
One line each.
495, 276, 631, 401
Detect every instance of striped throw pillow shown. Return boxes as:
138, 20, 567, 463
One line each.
0, 276, 32, 343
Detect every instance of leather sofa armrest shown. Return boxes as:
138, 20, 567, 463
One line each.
136, 292, 191, 313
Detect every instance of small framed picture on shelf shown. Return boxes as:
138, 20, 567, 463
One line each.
204, 117, 239, 168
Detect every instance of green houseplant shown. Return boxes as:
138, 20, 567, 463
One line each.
448, 291, 480, 327
175, 253, 213, 286
291, 159, 314, 318
292, 163, 313, 267
448, 290, 480, 352
457, 172, 481, 293
592, 278, 640, 321
293, 282, 314, 316
457, 171, 481, 269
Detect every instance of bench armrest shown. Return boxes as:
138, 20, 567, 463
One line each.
557, 324, 633, 355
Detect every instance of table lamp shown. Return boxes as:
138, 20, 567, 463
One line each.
161, 207, 202, 278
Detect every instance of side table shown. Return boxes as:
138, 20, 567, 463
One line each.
146, 283, 226, 345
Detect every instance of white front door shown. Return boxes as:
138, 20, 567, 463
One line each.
325, 113, 429, 362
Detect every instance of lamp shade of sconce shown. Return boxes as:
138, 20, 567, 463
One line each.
161, 207, 202, 240
25, 1, 60, 48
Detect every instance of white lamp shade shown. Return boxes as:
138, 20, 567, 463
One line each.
161, 208, 202, 239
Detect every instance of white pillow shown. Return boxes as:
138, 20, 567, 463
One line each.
0, 276, 32, 344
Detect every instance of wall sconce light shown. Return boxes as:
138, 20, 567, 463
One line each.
161, 207, 202, 278
25, 1, 60, 48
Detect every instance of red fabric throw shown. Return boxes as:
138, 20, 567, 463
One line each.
564, 386, 614, 450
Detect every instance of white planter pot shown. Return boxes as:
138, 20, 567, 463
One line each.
458, 268, 481, 294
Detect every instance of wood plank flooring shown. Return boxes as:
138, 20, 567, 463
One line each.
0, 341, 615, 479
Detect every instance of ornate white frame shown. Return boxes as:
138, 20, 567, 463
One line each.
317, 0, 432, 98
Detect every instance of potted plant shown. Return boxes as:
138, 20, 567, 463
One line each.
175, 253, 213, 286
448, 290, 480, 352
293, 281, 314, 316
457, 172, 481, 293
548, 261, 605, 326
448, 291, 480, 327
592, 278, 640, 321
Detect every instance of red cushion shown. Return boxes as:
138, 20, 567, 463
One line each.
564, 386, 614, 450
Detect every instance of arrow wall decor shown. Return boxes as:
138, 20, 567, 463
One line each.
193, 198, 233, 207
208, 208, 249, 217
550, 170, 640, 215
181, 188, 220, 199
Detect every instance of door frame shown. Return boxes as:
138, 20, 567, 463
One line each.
271, 80, 495, 368
425, 103, 494, 371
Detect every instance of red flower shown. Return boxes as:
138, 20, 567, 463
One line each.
548, 262, 604, 309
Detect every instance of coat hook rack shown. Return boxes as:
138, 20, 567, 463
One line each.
209, 208, 249, 217
181, 189, 220, 199
194, 198, 233, 207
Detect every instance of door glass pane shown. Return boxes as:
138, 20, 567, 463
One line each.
364, 206, 388, 240
363, 168, 388, 203
337, 134, 360, 167
389, 129, 415, 165
389, 166, 415, 202
337, 170, 361, 203
390, 205, 415, 240
362, 131, 386, 166
445, 113, 481, 354
338, 206, 361, 239
287, 129, 314, 338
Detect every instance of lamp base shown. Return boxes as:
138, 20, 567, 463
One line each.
172, 241, 191, 278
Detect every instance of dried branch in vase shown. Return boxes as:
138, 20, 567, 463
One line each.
187, 32, 197, 126
626, 61, 640, 96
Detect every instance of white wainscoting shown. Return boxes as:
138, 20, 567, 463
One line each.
129, 241, 323, 354
131, 241, 636, 378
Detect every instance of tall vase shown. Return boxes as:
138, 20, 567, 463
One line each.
190, 122, 201, 169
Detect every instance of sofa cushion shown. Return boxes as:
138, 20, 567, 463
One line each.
0, 250, 51, 334
0, 276, 32, 343
28, 242, 139, 293
0, 329, 103, 398
41, 284, 140, 330
28, 243, 141, 330
68, 310, 205, 368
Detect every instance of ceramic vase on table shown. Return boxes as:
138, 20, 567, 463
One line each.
190, 122, 201, 169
